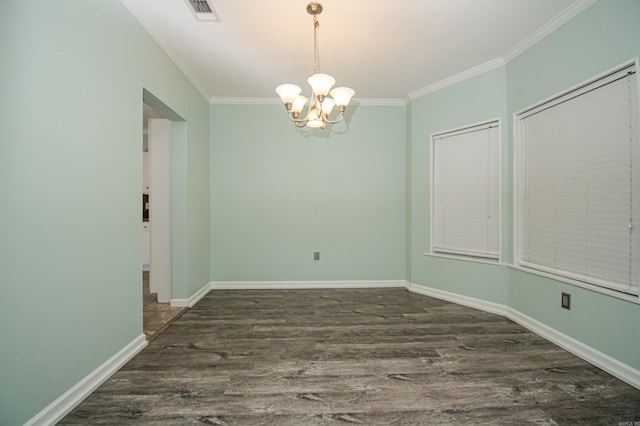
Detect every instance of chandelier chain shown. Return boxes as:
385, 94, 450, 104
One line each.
313, 15, 320, 75
275, 2, 355, 129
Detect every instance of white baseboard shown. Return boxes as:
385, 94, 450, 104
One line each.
170, 298, 189, 307
171, 282, 212, 308
406, 282, 640, 391
172, 280, 407, 306
406, 282, 509, 317
25, 334, 147, 426
24, 281, 640, 426
506, 307, 640, 390
210, 280, 407, 290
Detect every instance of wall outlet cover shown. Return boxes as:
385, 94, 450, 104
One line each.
561, 292, 571, 310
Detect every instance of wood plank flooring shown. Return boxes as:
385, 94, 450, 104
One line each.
143, 271, 186, 340
61, 288, 640, 425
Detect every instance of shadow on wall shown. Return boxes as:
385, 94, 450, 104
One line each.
292, 101, 360, 139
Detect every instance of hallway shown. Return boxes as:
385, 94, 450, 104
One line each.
143, 271, 185, 340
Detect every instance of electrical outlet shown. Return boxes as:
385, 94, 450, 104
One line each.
561, 292, 571, 310
314, 251, 320, 261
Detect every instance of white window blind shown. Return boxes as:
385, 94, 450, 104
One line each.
517, 64, 639, 296
432, 121, 500, 259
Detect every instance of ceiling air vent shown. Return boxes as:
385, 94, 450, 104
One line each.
186, 0, 218, 21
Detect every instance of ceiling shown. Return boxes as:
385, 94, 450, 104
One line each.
122, 0, 593, 103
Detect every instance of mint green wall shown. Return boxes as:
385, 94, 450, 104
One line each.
210, 104, 406, 281
505, 0, 640, 370
0, 1, 209, 424
408, 0, 640, 372
506, 0, 640, 113
408, 67, 510, 305
2, 0, 639, 424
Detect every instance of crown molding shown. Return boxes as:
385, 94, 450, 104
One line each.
120, 0, 211, 102
209, 97, 407, 106
408, 58, 506, 100
209, 97, 280, 105
502, 0, 599, 63
356, 98, 407, 106
125, 0, 598, 107
407, 0, 598, 102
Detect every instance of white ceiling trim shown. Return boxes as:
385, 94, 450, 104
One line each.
356, 99, 407, 107
408, 58, 506, 100
209, 97, 406, 107
407, 0, 598, 101
209, 97, 280, 105
120, 0, 211, 101
502, 0, 599, 62
123, 0, 596, 104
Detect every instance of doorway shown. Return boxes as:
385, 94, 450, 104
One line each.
141, 94, 187, 340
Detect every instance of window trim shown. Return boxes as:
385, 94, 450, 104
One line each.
429, 118, 503, 263
513, 57, 640, 303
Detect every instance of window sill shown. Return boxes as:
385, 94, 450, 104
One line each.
424, 252, 505, 267
508, 264, 640, 304
422, 253, 640, 304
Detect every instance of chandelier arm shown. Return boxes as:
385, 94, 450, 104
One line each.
286, 110, 310, 125
276, 3, 353, 130
324, 113, 345, 125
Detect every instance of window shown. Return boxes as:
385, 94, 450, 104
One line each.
431, 120, 501, 260
515, 61, 640, 297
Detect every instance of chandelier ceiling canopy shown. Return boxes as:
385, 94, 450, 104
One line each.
275, 2, 355, 129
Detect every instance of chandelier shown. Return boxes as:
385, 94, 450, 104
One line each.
275, 2, 355, 129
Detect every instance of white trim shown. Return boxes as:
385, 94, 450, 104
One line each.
512, 58, 640, 303
431, 119, 500, 139
169, 298, 189, 307
502, 0, 599, 63
209, 97, 280, 105
516, 61, 636, 118
171, 282, 212, 307
209, 97, 406, 106
354, 98, 407, 107
405, 282, 640, 391
408, 1, 598, 101
174, 280, 408, 305
23, 280, 640, 426
406, 282, 508, 317
211, 280, 407, 290
512, 107, 522, 284
512, 60, 637, 120
429, 118, 503, 263
506, 307, 640, 390
510, 265, 640, 304
424, 251, 505, 267
123, 0, 597, 105
408, 58, 505, 100
25, 335, 148, 426
120, 0, 211, 101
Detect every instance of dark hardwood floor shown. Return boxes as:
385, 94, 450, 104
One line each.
61, 288, 640, 425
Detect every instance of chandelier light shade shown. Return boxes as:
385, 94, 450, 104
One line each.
275, 2, 355, 129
